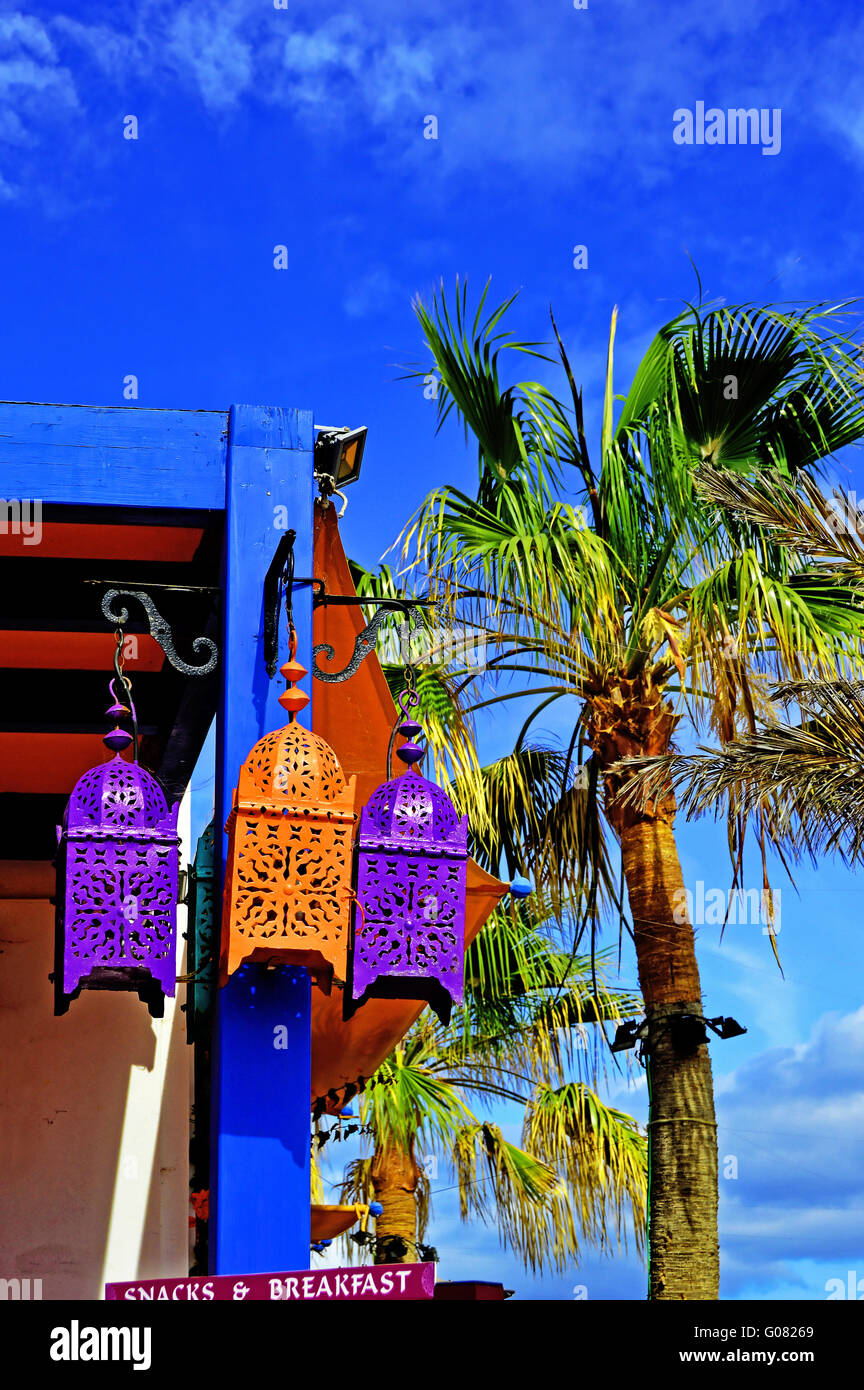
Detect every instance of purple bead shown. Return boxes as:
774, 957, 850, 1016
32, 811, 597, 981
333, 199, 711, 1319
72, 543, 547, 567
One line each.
103, 727, 133, 752
353, 766, 468, 1024
54, 753, 180, 1016
398, 720, 423, 739
106, 701, 130, 719
396, 742, 425, 765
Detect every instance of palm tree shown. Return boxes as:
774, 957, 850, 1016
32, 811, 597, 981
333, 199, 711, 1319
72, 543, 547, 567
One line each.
334, 940, 647, 1272
395, 282, 864, 1297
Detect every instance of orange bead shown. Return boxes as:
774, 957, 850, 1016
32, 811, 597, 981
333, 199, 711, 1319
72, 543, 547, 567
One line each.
280, 659, 308, 683
279, 687, 310, 714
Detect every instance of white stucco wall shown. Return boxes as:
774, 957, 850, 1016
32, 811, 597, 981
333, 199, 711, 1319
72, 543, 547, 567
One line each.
0, 796, 192, 1301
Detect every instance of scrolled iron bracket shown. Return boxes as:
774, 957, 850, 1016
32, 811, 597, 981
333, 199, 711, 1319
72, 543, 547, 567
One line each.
102, 589, 219, 677
309, 594, 436, 686
311, 598, 433, 683
313, 606, 395, 684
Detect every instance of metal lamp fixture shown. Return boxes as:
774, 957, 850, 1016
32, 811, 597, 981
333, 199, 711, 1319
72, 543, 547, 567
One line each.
611, 1013, 746, 1054
314, 425, 367, 512
706, 1014, 747, 1040
610, 1019, 648, 1053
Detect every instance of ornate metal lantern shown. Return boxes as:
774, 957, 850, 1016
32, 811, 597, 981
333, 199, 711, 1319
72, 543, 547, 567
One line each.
54, 675, 180, 1018
221, 643, 357, 990
351, 696, 468, 1024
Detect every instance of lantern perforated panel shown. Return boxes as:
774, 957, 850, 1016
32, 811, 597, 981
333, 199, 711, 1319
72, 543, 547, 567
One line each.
54, 755, 180, 1017
222, 721, 357, 988
352, 767, 468, 1023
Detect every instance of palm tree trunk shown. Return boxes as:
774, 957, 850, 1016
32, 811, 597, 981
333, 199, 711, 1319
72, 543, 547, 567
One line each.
590, 674, 719, 1299
371, 1146, 418, 1264
620, 815, 719, 1300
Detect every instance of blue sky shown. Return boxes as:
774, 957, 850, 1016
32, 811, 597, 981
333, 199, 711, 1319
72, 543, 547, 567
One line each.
4, 0, 864, 1300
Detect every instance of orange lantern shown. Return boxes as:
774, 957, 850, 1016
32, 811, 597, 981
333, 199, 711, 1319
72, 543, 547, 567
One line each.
221, 644, 357, 990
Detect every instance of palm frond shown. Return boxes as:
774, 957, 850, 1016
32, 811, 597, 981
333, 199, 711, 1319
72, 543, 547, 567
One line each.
524, 1082, 647, 1252
614, 679, 864, 864
694, 464, 864, 569
409, 277, 559, 497
451, 1121, 581, 1273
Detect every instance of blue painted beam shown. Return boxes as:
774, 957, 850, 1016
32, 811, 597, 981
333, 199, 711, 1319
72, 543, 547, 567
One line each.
211, 404, 315, 1275
0, 402, 228, 510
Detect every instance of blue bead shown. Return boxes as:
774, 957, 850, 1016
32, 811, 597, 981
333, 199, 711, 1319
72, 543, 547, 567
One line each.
341, 1105, 354, 1117
510, 875, 533, 898
369, 1201, 383, 1217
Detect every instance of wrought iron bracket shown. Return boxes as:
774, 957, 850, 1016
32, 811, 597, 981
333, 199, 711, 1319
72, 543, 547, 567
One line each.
308, 585, 433, 684
264, 530, 298, 678
312, 603, 414, 684
263, 529, 433, 684
101, 589, 219, 676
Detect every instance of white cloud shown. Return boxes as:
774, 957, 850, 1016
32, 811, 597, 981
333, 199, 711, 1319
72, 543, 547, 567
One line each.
0, 0, 861, 206
164, 5, 255, 111
343, 267, 399, 319
0, 10, 79, 198
0, 12, 58, 62
51, 17, 138, 81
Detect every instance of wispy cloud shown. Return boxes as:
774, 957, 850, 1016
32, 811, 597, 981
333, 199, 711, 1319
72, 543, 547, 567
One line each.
343, 266, 400, 319
3, 0, 863, 208
0, 10, 78, 197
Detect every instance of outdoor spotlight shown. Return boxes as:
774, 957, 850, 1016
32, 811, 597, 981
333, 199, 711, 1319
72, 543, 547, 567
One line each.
614, 1011, 747, 1058
314, 424, 367, 509
669, 1013, 709, 1054
706, 1015, 747, 1040
611, 1019, 644, 1053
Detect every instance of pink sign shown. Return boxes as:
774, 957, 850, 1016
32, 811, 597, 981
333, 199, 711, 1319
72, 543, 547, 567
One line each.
106, 1262, 436, 1302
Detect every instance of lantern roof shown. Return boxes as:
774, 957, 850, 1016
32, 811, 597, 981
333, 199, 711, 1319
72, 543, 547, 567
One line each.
64, 754, 178, 837
360, 767, 467, 853
236, 721, 354, 813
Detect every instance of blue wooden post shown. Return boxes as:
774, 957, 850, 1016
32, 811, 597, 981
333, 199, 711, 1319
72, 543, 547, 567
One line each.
211, 405, 315, 1275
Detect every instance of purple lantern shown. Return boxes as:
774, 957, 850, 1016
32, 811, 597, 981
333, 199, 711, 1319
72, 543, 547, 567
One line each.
351, 709, 468, 1025
54, 705, 180, 1018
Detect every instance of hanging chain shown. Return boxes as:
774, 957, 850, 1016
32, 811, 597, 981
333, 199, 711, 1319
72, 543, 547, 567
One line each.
401, 604, 419, 695
111, 624, 140, 762
385, 607, 423, 778
283, 532, 299, 665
